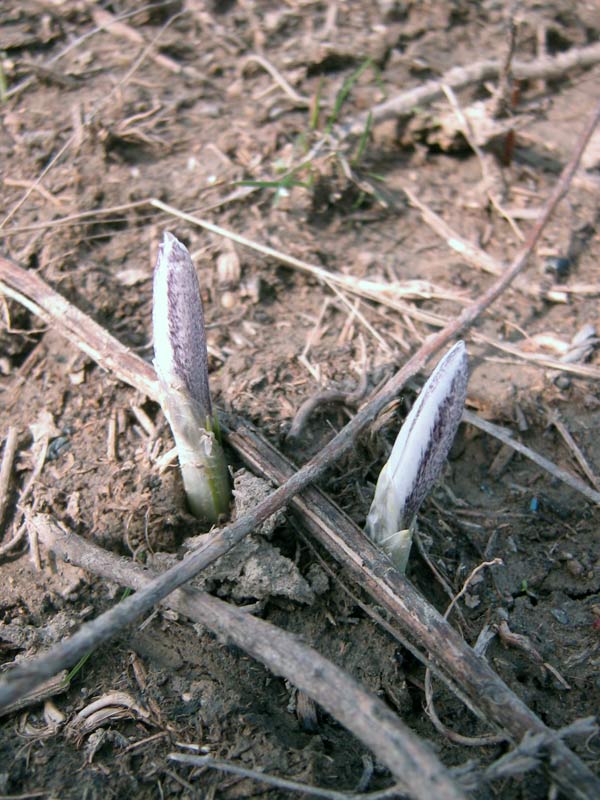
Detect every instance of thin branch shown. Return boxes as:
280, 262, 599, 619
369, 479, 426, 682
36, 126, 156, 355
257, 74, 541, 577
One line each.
148, 198, 456, 328
354, 42, 600, 129
169, 752, 402, 799
242, 54, 311, 106
489, 8, 519, 119
423, 560, 505, 747
471, 331, 600, 380
0, 522, 27, 557
0, 427, 19, 533
440, 83, 523, 240
169, 753, 349, 799
0, 200, 151, 238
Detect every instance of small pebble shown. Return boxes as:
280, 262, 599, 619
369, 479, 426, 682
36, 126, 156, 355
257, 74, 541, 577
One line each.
554, 374, 571, 390
543, 256, 571, 280
221, 290, 236, 309
566, 559, 585, 577
550, 608, 570, 625
47, 435, 70, 461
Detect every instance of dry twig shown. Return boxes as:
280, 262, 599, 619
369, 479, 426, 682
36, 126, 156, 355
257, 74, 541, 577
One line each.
471, 331, 600, 380
169, 752, 400, 799
148, 198, 460, 326
242, 53, 310, 106
0, 427, 18, 533
354, 42, 600, 129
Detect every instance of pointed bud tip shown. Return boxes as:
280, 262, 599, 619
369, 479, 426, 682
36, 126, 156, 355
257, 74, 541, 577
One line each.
436, 340, 468, 391
446, 339, 467, 365
156, 232, 189, 273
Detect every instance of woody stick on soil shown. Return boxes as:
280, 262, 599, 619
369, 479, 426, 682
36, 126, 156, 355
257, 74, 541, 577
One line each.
0, 96, 599, 800
351, 41, 600, 130
33, 514, 467, 800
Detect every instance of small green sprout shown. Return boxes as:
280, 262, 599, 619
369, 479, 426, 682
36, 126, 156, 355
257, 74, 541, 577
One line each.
152, 232, 231, 524
325, 58, 376, 134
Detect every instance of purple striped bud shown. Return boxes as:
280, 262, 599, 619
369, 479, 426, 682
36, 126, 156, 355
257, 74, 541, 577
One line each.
153, 232, 212, 421
153, 233, 230, 524
366, 341, 468, 571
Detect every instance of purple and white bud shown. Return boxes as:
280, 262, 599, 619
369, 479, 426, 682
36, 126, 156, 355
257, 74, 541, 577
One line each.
153, 232, 230, 524
365, 341, 468, 571
153, 232, 212, 420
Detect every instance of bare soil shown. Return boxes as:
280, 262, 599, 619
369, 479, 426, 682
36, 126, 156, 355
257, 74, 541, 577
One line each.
1, 1, 600, 798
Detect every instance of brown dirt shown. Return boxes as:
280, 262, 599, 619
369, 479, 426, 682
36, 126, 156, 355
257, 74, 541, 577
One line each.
1, 1, 600, 798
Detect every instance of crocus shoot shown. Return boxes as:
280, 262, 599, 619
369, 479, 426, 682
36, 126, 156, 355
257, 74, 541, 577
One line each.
153, 232, 231, 524
365, 341, 468, 572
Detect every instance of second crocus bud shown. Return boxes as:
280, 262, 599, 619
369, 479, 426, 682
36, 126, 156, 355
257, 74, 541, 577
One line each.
365, 341, 469, 572
153, 232, 231, 524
